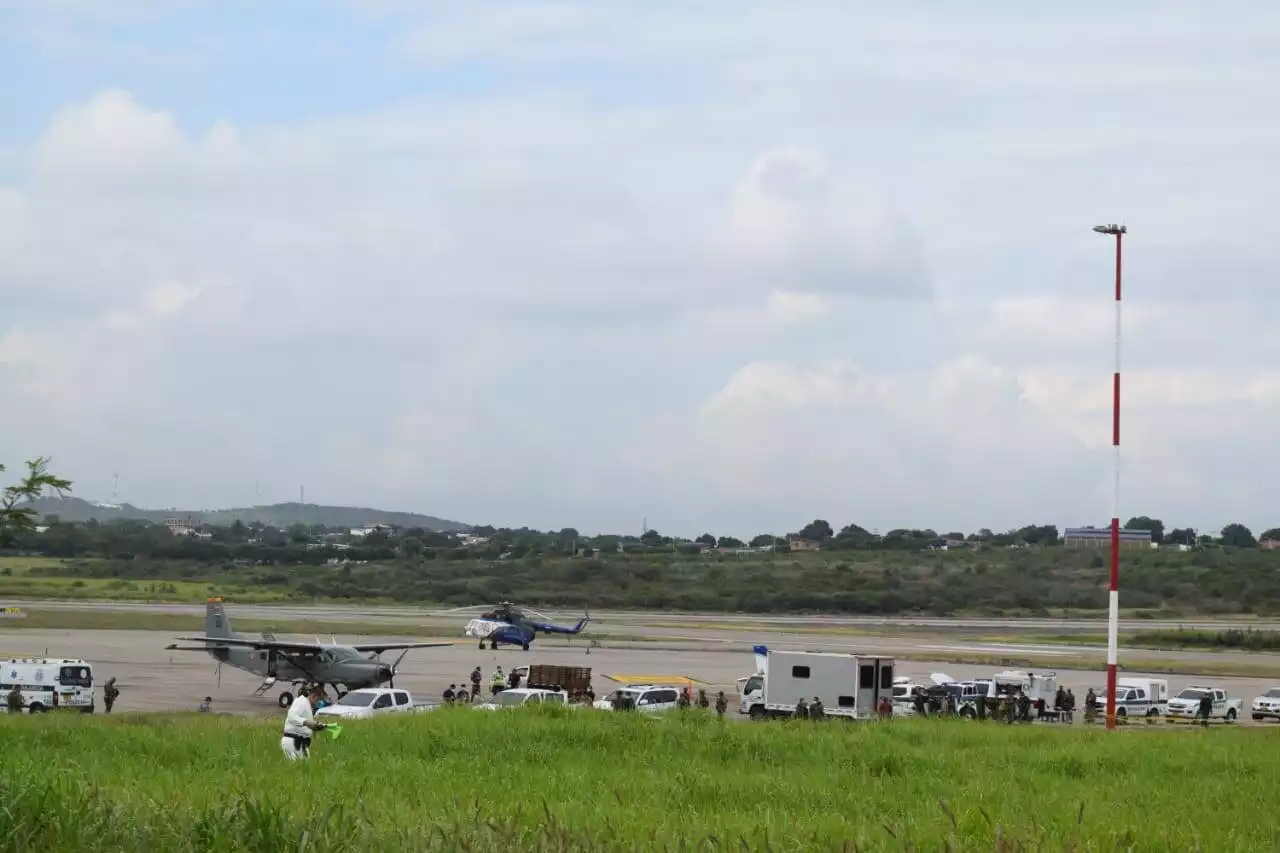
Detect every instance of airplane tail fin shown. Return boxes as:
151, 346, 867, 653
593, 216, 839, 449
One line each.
205, 598, 235, 640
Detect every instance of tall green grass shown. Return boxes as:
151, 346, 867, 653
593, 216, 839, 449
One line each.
1133, 627, 1280, 652
1, 708, 1275, 851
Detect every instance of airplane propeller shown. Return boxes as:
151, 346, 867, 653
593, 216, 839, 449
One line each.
388, 649, 411, 688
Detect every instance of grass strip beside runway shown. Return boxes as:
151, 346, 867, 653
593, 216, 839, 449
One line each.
0, 707, 1274, 851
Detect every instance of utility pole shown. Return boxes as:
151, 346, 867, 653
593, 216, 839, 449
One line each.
1093, 222, 1126, 731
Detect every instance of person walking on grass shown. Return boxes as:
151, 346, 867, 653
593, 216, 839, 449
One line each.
281, 685, 329, 761
490, 667, 506, 696
714, 691, 727, 718
1198, 691, 1212, 728
809, 696, 824, 720
470, 667, 482, 702
6, 685, 23, 714
697, 689, 709, 710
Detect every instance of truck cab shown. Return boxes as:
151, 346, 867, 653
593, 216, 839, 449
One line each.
1166, 686, 1242, 722
741, 649, 894, 721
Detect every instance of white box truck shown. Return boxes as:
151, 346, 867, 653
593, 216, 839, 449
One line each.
740, 647, 894, 720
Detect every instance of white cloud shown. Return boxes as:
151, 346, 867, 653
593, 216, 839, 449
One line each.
3, 2, 1280, 536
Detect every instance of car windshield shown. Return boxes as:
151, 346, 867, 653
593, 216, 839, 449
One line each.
336, 692, 377, 707
1176, 689, 1209, 701
494, 692, 529, 706
1264, 689, 1280, 698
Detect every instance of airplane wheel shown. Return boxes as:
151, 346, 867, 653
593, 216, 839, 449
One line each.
278, 691, 293, 709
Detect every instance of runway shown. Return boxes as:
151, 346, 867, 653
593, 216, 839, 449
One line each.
4, 627, 1278, 719
6, 599, 1280, 673
12, 599, 1278, 633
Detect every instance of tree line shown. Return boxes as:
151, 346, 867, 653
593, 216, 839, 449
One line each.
3, 459, 1276, 559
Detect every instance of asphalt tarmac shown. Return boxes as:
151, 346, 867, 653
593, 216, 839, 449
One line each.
9, 599, 1278, 670
3, 628, 1277, 720
16, 599, 1280, 633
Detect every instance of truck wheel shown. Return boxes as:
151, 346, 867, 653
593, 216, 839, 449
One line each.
1253, 713, 1263, 721
1226, 709, 1237, 722
748, 705, 765, 721
28, 703, 45, 714
960, 707, 976, 720
278, 691, 293, 709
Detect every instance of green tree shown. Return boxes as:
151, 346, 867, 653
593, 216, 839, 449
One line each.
716, 536, 744, 549
1219, 523, 1257, 549
748, 534, 774, 548
0, 457, 72, 545
696, 533, 717, 546
799, 519, 833, 541
1124, 516, 1165, 544
1167, 527, 1197, 546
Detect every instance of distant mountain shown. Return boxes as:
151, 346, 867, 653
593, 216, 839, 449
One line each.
24, 497, 471, 532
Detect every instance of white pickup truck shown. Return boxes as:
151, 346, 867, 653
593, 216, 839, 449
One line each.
1164, 685, 1242, 723
476, 687, 570, 710
315, 688, 436, 720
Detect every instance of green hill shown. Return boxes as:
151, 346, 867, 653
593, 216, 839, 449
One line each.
24, 496, 470, 532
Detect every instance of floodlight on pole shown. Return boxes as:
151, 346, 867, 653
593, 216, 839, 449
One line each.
1093, 222, 1125, 730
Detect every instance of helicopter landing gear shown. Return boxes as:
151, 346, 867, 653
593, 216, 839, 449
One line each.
522, 642, 530, 651
278, 690, 293, 708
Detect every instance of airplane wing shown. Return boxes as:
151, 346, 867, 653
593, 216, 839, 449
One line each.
168, 635, 331, 653
351, 641, 454, 653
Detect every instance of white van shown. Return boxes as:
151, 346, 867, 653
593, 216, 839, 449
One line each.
0, 658, 96, 713
1116, 677, 1169, 718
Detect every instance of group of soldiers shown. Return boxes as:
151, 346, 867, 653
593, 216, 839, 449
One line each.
441, 666, 505, 703
904, 685, 1082, 724
441, 666, 600, 705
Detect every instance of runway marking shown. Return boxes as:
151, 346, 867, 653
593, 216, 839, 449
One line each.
604, 674, 706, 685
917, 644, 1075, 657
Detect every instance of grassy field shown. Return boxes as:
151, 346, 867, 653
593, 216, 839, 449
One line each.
0, 708, 1275, 851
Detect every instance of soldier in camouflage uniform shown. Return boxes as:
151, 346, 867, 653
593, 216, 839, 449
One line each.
714, 691, 727, 717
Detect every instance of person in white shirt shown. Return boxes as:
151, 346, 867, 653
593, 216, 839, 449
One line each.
281, 685, 328, 760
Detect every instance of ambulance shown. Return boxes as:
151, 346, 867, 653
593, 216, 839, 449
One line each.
0, 658, 96, 713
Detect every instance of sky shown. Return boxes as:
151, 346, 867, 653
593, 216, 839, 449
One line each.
2, 1, 1280, 539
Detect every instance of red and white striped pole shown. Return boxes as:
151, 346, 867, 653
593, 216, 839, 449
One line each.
1094, 222, 1126, 730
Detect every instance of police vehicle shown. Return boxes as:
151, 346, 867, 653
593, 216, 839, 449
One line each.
1, 658, 96, 713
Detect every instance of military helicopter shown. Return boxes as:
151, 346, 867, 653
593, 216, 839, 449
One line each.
447, 601, 589, 650
165, 599, 452, 708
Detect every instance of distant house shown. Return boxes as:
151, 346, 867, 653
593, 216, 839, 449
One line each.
1260, 538, 1280, 551
349, 523, 394, 537
788, 537, 821, 552
165, 517, 198, 536
1063, 526, 1152, 550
